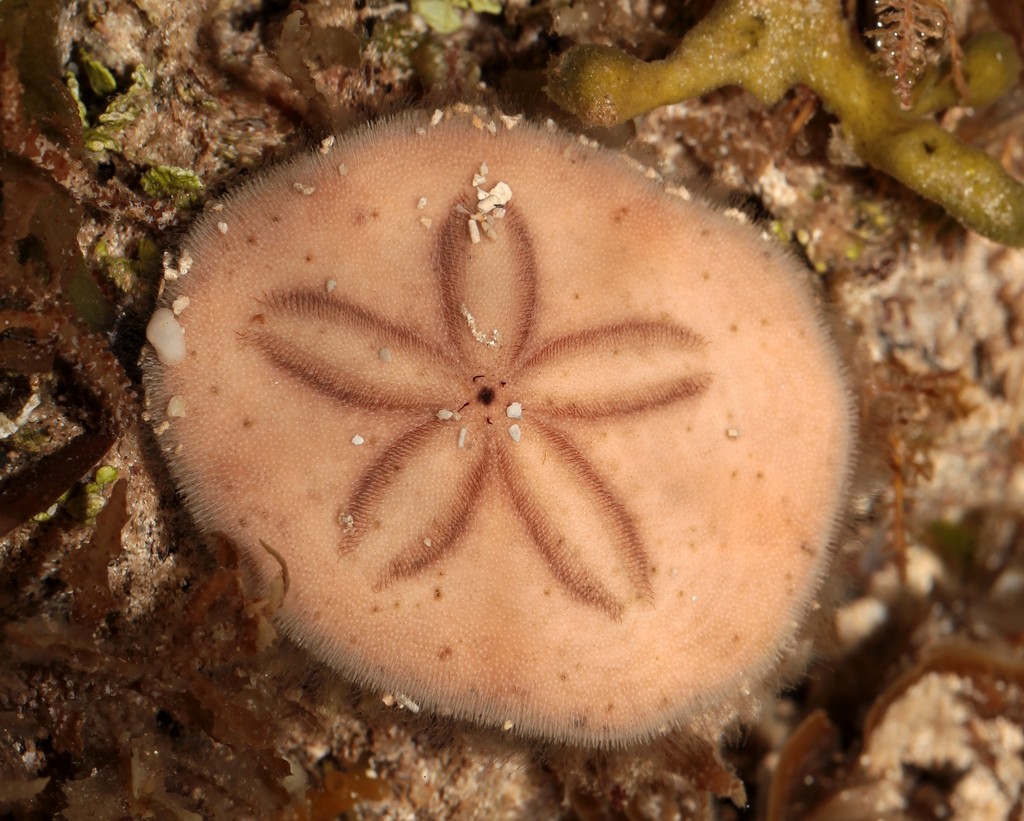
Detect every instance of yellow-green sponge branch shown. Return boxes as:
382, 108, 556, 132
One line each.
547, 0, 1024, 247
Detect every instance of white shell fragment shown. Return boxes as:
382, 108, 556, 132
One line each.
166, 395, 187, 418
477, 182, 512, 213
146, 307, 186, 366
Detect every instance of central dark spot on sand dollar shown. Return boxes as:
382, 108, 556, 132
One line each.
477, 386, 495, 405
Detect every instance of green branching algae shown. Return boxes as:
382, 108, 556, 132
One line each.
547, 0, 1024, 246
78, 47, 117, 97
32, 465, 119, 525
79, 64, 153, 154
139, 165, 204, 205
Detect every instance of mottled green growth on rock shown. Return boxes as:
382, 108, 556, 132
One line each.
31, 489, 71, 523
413, 0, 502, 34
140, 165, 204, 206
83, 65, 153, 154
79, 47, 117, 97
34, 464, 120, 524
64, 71, 88, 126
547, 0, 1024, 246
92, 237, 162, 294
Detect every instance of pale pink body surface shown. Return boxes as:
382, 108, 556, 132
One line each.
144, 110, 853, 745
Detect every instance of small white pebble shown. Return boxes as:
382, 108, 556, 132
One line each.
417, 197, 428, 209
146, 308, 186, 366
468, 219, 480, 244
396, 693, 420, 713
835, 597, 888, 646
499, 113, 521, 130
351, 434, 364, 446
171, 295, 190, 315
379, 347, 392, 363
211, 203, 224, 212
319, 135, 335, 153
992, 567, 1024, 602
665, 183, 693, 201
480, 161, 488, 177
166, 395, 186, 418
423, 537, 433, 547
415, 127, 426, 136
726, 428, 741, 439
436, 409, 454, 421
381, 693, 395, 707
506, 402, 522, 419
419, 217, 433, 228
430, 109, 444, 126
477, 182, 513, 213
217, 221, 228, 234
178, 249, 193, 277
457, 427, 467, 448
326, 279, 336, 292
490, 181, 512, 204
338, 163, 349, 176
161, 251, 178, 281
508, 424, 522, 443
502, 720, 514, 731
293, 182, 316, 196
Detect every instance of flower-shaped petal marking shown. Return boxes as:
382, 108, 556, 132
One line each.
249, 204, 711, 618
